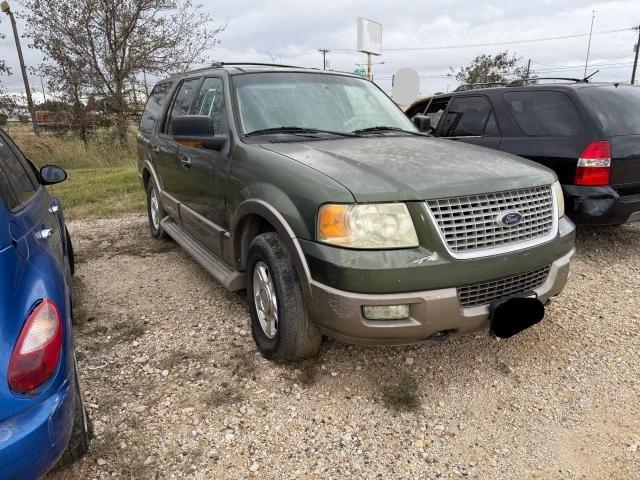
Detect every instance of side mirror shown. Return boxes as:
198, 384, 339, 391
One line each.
40, 165, 67, 185
172, 115, 227, 151
413, 114, 432, 133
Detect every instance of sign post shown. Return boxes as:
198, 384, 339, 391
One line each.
357, 18, 382, 81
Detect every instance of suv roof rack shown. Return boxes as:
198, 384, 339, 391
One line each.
507, 77, 589, 87
211, 62, 318, 71
454, 82, 507, 92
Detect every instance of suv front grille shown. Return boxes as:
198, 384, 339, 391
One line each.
458, 265, 551, 308
426, 185, 554, 255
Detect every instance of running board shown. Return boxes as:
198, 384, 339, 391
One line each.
161, 217, 245, 291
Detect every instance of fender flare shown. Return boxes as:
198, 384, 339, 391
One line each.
231, 199, 314, 299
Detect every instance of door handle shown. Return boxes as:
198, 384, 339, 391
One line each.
181, 156, 192, 168
35, 228, 54, 240
152, 145, 160, 153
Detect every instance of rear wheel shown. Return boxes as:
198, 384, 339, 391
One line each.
57, 354, 92, 467
146, 179, 167, 240
247, 232, 321, 360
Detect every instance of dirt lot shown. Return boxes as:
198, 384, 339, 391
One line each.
47, 215, 640, 480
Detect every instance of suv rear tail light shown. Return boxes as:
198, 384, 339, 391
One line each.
575, 141, 611, 186
8, 300, 63, 395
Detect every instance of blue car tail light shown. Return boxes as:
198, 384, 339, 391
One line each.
8, 299, 63, 395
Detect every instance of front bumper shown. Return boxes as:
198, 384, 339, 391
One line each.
564, 185, 640, 225
0, 380, 74, 480
308, 248, 574, 346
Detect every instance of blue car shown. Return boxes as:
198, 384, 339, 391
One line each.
0, 129, 90, 479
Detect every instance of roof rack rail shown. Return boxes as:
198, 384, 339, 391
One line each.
507, 77, 588, 87
454, 82, 507, 92
211, 62, 317, 70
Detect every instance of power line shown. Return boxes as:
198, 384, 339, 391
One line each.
329, 27, 632, 53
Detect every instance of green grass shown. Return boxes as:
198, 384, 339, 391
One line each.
6, 125, 146, 220
49, 166, 146, 220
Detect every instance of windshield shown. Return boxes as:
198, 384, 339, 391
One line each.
579, 85, 640, 136
233, 72, 417, 135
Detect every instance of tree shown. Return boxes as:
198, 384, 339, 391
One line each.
0, 32, 14, 113
450, 50, 533, 86
24, 0, 225, 147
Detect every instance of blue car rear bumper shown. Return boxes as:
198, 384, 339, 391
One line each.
0, 380, 74, 480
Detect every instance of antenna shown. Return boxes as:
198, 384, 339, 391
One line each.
583, 70, 600, 82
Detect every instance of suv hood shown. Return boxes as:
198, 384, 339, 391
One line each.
262, 136, 556, 202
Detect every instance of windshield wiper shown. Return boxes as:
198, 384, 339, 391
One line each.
246, 126, 359, 137
352, 126, 426, 136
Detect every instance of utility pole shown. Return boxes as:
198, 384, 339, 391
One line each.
632, 25, 640, 85
40, 76, 47, 104
1, 1, 39, 136
525, 59, 531, 81
584, 10, 595, 79
319, 49, 330, 70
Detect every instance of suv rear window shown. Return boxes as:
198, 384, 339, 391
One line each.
139, 82, 172, 133
503, 91, 585, 137
578, 86, 640, 136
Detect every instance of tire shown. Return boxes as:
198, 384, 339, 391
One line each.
57, 354, 92, 467
146, 179, 167, 240
65, 226, 75, 276
247, 232, 321, 360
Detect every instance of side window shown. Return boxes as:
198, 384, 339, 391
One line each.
0, 167, 18, 210
163, 78, 202, 135
441, 96, 496, 137
503, 91, 586, 136
0, 137, 36, 208
139, 82, 172, 133
190, 77, 226, 133
424, 98, 450, 132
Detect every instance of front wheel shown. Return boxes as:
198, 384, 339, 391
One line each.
247, 232, 321, 360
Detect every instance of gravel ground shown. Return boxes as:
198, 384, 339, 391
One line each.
46, 215, 640, 480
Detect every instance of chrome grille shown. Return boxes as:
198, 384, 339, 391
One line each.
426, 186, 554, 254
458, 265, 551, 308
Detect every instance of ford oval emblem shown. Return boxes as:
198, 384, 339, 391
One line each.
496, 211, 524, 227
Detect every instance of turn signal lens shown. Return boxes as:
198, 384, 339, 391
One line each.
8, 300, 63, 395
318, 203, 419, 249
575, 141, 611, 186
552, 181, 565, 218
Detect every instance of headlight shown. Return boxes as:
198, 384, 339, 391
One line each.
318, 203, 419, 249
552, 181, 565, 218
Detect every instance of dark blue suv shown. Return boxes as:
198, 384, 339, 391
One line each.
0, 129, 90, 479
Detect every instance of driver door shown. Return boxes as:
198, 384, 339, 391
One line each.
177, 76, 231, 255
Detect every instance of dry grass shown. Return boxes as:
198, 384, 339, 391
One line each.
5, 124, 136, 170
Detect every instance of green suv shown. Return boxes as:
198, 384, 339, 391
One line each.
137, 63, 576, 360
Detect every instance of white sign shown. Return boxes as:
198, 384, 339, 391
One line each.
357, 18, 382, 56
392, 68, 419, 105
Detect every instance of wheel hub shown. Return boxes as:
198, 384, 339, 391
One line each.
253, 261, 278, 339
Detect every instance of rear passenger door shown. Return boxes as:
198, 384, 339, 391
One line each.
0, 132, 64, 270
437, 95, 501, 149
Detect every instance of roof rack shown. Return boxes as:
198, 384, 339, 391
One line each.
211, 62, 317, 71
454, 82, 508, 92
507, 77, 588, 87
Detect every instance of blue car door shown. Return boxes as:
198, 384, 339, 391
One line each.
0, 131, 65, 270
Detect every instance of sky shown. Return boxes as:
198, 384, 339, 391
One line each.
0, 0, 639, 102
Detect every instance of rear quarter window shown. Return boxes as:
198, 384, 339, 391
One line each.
139, 82, 172, 134
503, 90, 586, 137
578, 86, 640, 136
